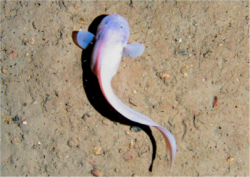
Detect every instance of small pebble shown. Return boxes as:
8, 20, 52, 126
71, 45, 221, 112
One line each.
227, 157, 234, 162
2, 67, 8, 74
67, 138, 78, 147
118, 149, 124, 153
130, 126, 142, 132
13, 116, 20, 122
160, 73, 170, 79
213, 96, 218, 108
91, 170, 102, 177
9, 50, 18, 58
22, 121, 28, 125
183, 73, 188, 77
178, 49, 185, 55
92, 146, 102, 155
129, 140, 134, 149
123, 150, 137, 161
30, 38, 35, 45
123, 151, 133, 161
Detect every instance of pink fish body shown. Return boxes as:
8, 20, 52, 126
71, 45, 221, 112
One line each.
76, 14, 177, 171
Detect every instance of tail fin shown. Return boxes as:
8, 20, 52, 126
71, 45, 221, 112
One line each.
99, 75, 177, 170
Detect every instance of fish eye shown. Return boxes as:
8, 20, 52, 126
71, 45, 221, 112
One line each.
120, 25, 123, 29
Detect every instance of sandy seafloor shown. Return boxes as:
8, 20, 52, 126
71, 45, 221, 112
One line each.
1, 1, 249, 176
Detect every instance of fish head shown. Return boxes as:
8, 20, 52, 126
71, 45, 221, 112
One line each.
96, 14, 130, 46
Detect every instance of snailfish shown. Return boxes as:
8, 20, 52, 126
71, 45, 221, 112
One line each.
76, 14, 176, 171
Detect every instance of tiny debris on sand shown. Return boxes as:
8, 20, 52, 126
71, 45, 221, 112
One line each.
91, 169, 102, 177
227, 157, 234, 162
2, 67, 8, 74
123, 150, 137, 161
9, 50, 18, 58
92, 146, 102, 155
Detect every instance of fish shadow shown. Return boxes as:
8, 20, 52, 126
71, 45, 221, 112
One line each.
72, 14, 156, 172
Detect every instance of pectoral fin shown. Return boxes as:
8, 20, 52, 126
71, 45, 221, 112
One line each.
76, 31, 95, 49
122, 42, 145, 59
